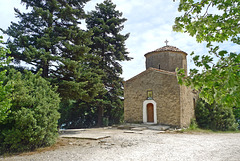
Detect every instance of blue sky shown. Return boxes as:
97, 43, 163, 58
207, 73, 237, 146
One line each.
0, 0, 234, 80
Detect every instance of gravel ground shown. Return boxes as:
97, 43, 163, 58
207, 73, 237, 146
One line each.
1, 128, 240, 161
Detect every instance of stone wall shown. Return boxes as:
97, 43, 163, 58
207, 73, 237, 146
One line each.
145, 51, 187, 73
180, 85, 195, 127
124, 68, 182, 127
124, 46, 194, 127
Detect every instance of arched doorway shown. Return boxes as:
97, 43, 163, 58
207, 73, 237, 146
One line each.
147, 103, 154, 122
143, 100, 157, 124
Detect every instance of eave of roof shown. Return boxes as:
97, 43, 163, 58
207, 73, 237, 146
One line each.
124, 67, 176, 83
144, 45, 187, 57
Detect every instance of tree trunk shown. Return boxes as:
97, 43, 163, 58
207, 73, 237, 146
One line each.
42, 62, 49, 78
97, 106, 103, 127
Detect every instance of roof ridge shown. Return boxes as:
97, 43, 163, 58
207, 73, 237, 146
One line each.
125, 67, 176, 83
151, 67, 176, 74
145, 45, 187, 56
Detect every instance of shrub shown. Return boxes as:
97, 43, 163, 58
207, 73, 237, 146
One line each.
195, 99, 238, 131
0, 69, 60, 154
233, 107, 240, 129
59, 100, 98, 129
0, 37, 12, 123
189, 119, 198, 130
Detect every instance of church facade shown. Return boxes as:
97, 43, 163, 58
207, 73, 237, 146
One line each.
124, 45, 196, 128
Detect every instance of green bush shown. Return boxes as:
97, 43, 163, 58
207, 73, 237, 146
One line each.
0, 69, 60, 154
195, 99, 238, 131
0, 37, 12, 123
189, 119, 198, 130
59, 99, 124, 129
233, 107, 240, 129
59, 100, 98, 129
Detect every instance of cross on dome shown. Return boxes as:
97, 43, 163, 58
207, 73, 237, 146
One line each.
164, 39, 169, 46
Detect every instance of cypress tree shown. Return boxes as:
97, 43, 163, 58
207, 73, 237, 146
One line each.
2, 0, 103, 101
86, 0, 131, 126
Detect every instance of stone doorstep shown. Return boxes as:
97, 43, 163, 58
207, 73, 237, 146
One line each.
124, 131, 143, 134
60, 134, 110, 140
147, 125, 170, 131
131, 127, 147, 131
117, 125, 135, 130
117, 124, 171, 131
124, 131, 135, 133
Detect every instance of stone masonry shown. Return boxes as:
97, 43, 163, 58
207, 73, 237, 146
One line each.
124, 45, 195, 128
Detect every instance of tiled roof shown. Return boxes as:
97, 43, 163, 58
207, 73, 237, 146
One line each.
145, 45, 187, 56
151, 67, 176, 75
124, 67, 176, 83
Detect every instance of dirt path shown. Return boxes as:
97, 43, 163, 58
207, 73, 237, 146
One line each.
1, 128, 240, 161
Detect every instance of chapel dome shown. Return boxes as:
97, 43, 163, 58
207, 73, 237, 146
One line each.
144, 45, 187, 72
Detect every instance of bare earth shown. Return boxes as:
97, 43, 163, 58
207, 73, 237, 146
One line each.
1, 128, 240, 161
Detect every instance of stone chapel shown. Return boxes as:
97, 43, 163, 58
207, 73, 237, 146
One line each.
124, 44, 196, 128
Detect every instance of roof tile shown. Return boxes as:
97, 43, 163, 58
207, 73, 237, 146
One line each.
145, 45, 187, 56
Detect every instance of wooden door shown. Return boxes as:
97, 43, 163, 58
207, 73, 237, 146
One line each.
147, 103, 154, 122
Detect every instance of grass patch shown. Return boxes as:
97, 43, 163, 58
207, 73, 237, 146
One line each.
180, 128, 240, 134
180, 119, 240, 134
